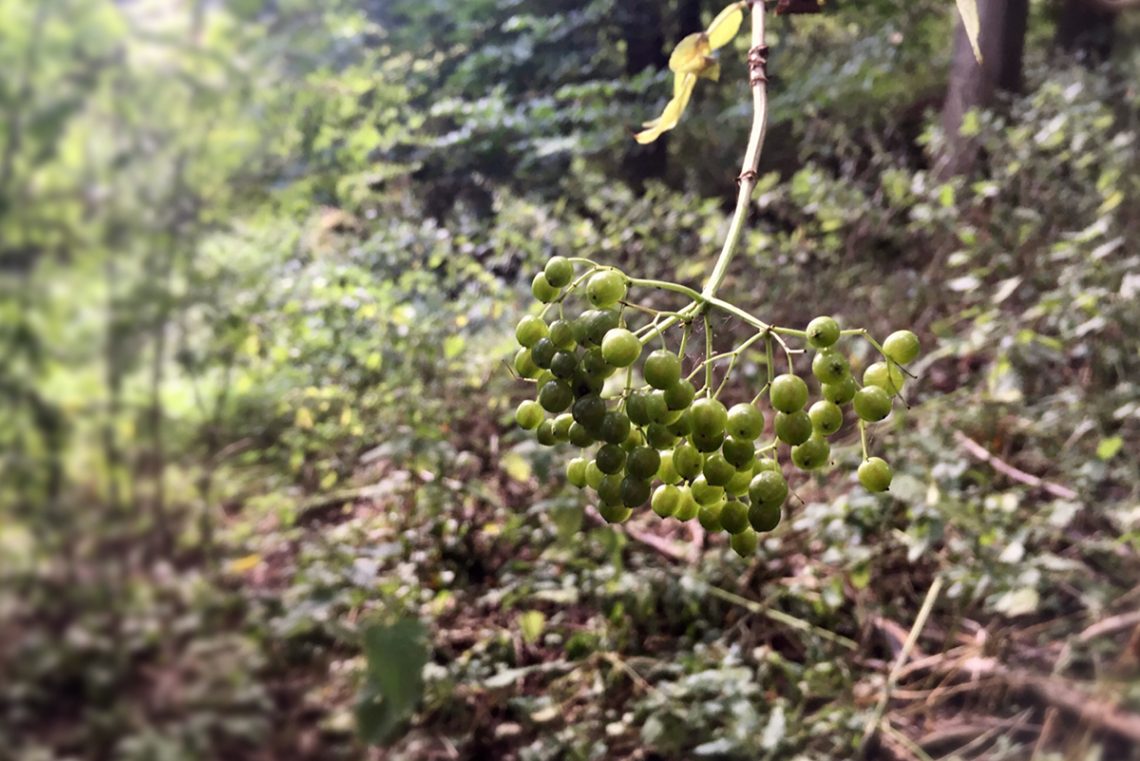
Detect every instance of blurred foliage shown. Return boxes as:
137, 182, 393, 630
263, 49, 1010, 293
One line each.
1, 0, 1139, 759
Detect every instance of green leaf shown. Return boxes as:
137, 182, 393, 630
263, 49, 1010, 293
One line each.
954, 0, 983, 63
518, 610, 546, 644
1097, 435, 1123, 461
357, 619, 428, 746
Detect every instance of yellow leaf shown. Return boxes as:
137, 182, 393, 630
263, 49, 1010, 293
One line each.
518, 611, 546, 644
228, 554, 261, 573
669, 32, 711, 74
295, 407, 314, 430
699, 60, 721, 82
633, 74, 697, 144
954, 0, 983, 63
707, 3, 745, 50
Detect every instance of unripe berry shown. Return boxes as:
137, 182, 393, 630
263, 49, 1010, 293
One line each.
595, 444, 626, 474
808, 400, 843, 436
806, 315, 840, 348
720, 500, 750, 534
601, 328, 641, 368
544, 256, 574, 288
858, 457, 893, 492
770, 374, 809, 413
697, 500, 724, 531
538, 380, 573, 413
726, 403, 764, 440
585, 269, 627, 308
882, 330, 920, 365
515, 315, 548, 348
791, 435, 830, 471
567, 457, 588, 488
730, 527, 759, 556
516, 400, 543, 430
702, 453, 736, 487
775, 410, 813, 445
748, 470, 787, 506
663, 378, 696, 410
853, 386, 892, 422
598, 501, 632, 523
690, 397, 728, 436
621, 476, 651, 507
811, 349, 850, 385
643, 350, 682, 390
822, 376, 858, 405
532, 272, 559, 303
748, 500, 781, 532
863, 361, 905, 395
652, 484, 681, 517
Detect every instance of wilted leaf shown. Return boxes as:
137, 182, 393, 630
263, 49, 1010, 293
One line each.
954, 0, 983, 63
634, 75, 696, 144
707, 3, 745, 50
669, 33, 711, 74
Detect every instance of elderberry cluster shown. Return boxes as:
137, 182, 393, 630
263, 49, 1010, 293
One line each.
513, 257, 920, 557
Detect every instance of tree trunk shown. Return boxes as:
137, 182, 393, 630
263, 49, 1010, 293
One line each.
621, 0, 668, 188
936, 0, 1029, 178
1055, 0, 1116, 64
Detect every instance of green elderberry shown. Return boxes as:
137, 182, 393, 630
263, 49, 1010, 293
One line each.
538, 380, 573, 413
690, 397, 728, 437
882, 330, 920, 365
597, 473, 623, 505
536, 420, 557, 446
858, 457, 893, 492
645, 423, 678, 450
598, 502, 632, 523
584, 309, 621, 345
726, 403, 764, 440
572, 394, 607, 430
702, 452, 736, 487
748, 500, 781, 532
552, 413, 574, 441
532, 272, 560, 303
775, 410, 813, 445
853, 385, 892, 422
748, 470, 788, 506
516, 400, 544, 430
585, 460, 605, 489
667, 410, 692, 437
691, 428, 726, 453
674, 486, 700, 521
621, 476, 651, 507
752, 457, 780, 474
514, 348, 541, 379
626, 391, 651, 426
548, 319, 576, 351
863, 361, 905, 395
808, 400, 843, 436
731, 527, 759, 556
726, 467, 753, 496
697, 500, 724, 531
623, 427, 645, 449
691, 475, 725, 506
569, 422, 595, 448
811, 349, 850, 385
515, 315, 548, 348
586, 269, 627, 308
598, 410, 631, 445
643, 349, 682, 390
720, 500, 750, 534
657, 450, 681, 484
806, 315, 840, 348
579, 346, 614, 379
601, 328, 641, 368
626, 446, 661, 480
721, 436, 755, 469
596, 444, 626, 474
567, 457, 588, 488
791, 435, 830, 471
822, 376, 858, 405
652, 484, 681, 517
531, 337, 556, 369
673, 442, 703, 480
550, 351, 578, 380
648, 390, 682, 424
663, 378, 696, 410
544, 256, 574, 288
770, 374, 809, 413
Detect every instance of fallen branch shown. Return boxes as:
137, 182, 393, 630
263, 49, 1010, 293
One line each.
954, 431, 1078, 501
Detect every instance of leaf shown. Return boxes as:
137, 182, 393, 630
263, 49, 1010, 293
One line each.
500, 452, 532, 482
707, 3, 745, 50
228, 554, 261, 573
954, 0, 983, 64
634, 74, 696, 144
518, 610, 546, 644
1097, 435, 1123, 461
357, 619, 428, 746
669, 33, 711, 74
295, 407, 314, 430
994, 587, 1038, 617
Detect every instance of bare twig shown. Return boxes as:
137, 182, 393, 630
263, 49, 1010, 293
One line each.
954, 431, 1078, 501
1078, 610, 1140, 644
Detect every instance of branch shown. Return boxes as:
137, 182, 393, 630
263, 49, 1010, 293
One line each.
953, 431, 1078, 501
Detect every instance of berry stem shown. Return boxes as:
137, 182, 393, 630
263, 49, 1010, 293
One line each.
704, 313, 714, 394
859, 420, 869, 460
700, 1, 769, 302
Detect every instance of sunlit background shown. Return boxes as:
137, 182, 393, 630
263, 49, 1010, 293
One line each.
2, 0, 1139, 759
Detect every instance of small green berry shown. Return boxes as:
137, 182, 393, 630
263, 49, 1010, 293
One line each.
791, 435, 830, 471
882, 330, 920, 365
652, 484, 681, 517
691, 475, 725, 506
726, 403, 764, 440
585, 269, 627, 308
626, 446, 661, 480
748, 500, 781, 532
601, 328, 641, 368
673, 442, 704, 480
663, 378, 696, 410
858, 457, 893, 492
644, 350, 682, 390
853, 386, 892, 422
748, 470, 787, 506
697, 500, 724, 531
596, 443, 626, 474
770, 374, 809, 413
516, 400, 544, 430
808, 400, 843, 436
731, 527, 759, 556
532, 272, 560, 303
720, 500, 750, 534
806, 316, 840, 348
544, 256, 574, 288
690, 397, 728, 436
811, 349, 850, 385
863, 361, 905, 395
567, 457, 588, 488
516, 315, 548, 348
598, 501, 632, 523
703, 453, 736, 487
775, 410, 813, 445
822, 376, 858, 405
620, 476, 651, 507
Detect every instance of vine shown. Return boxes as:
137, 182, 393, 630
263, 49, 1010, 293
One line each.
511, 0, 921, 556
